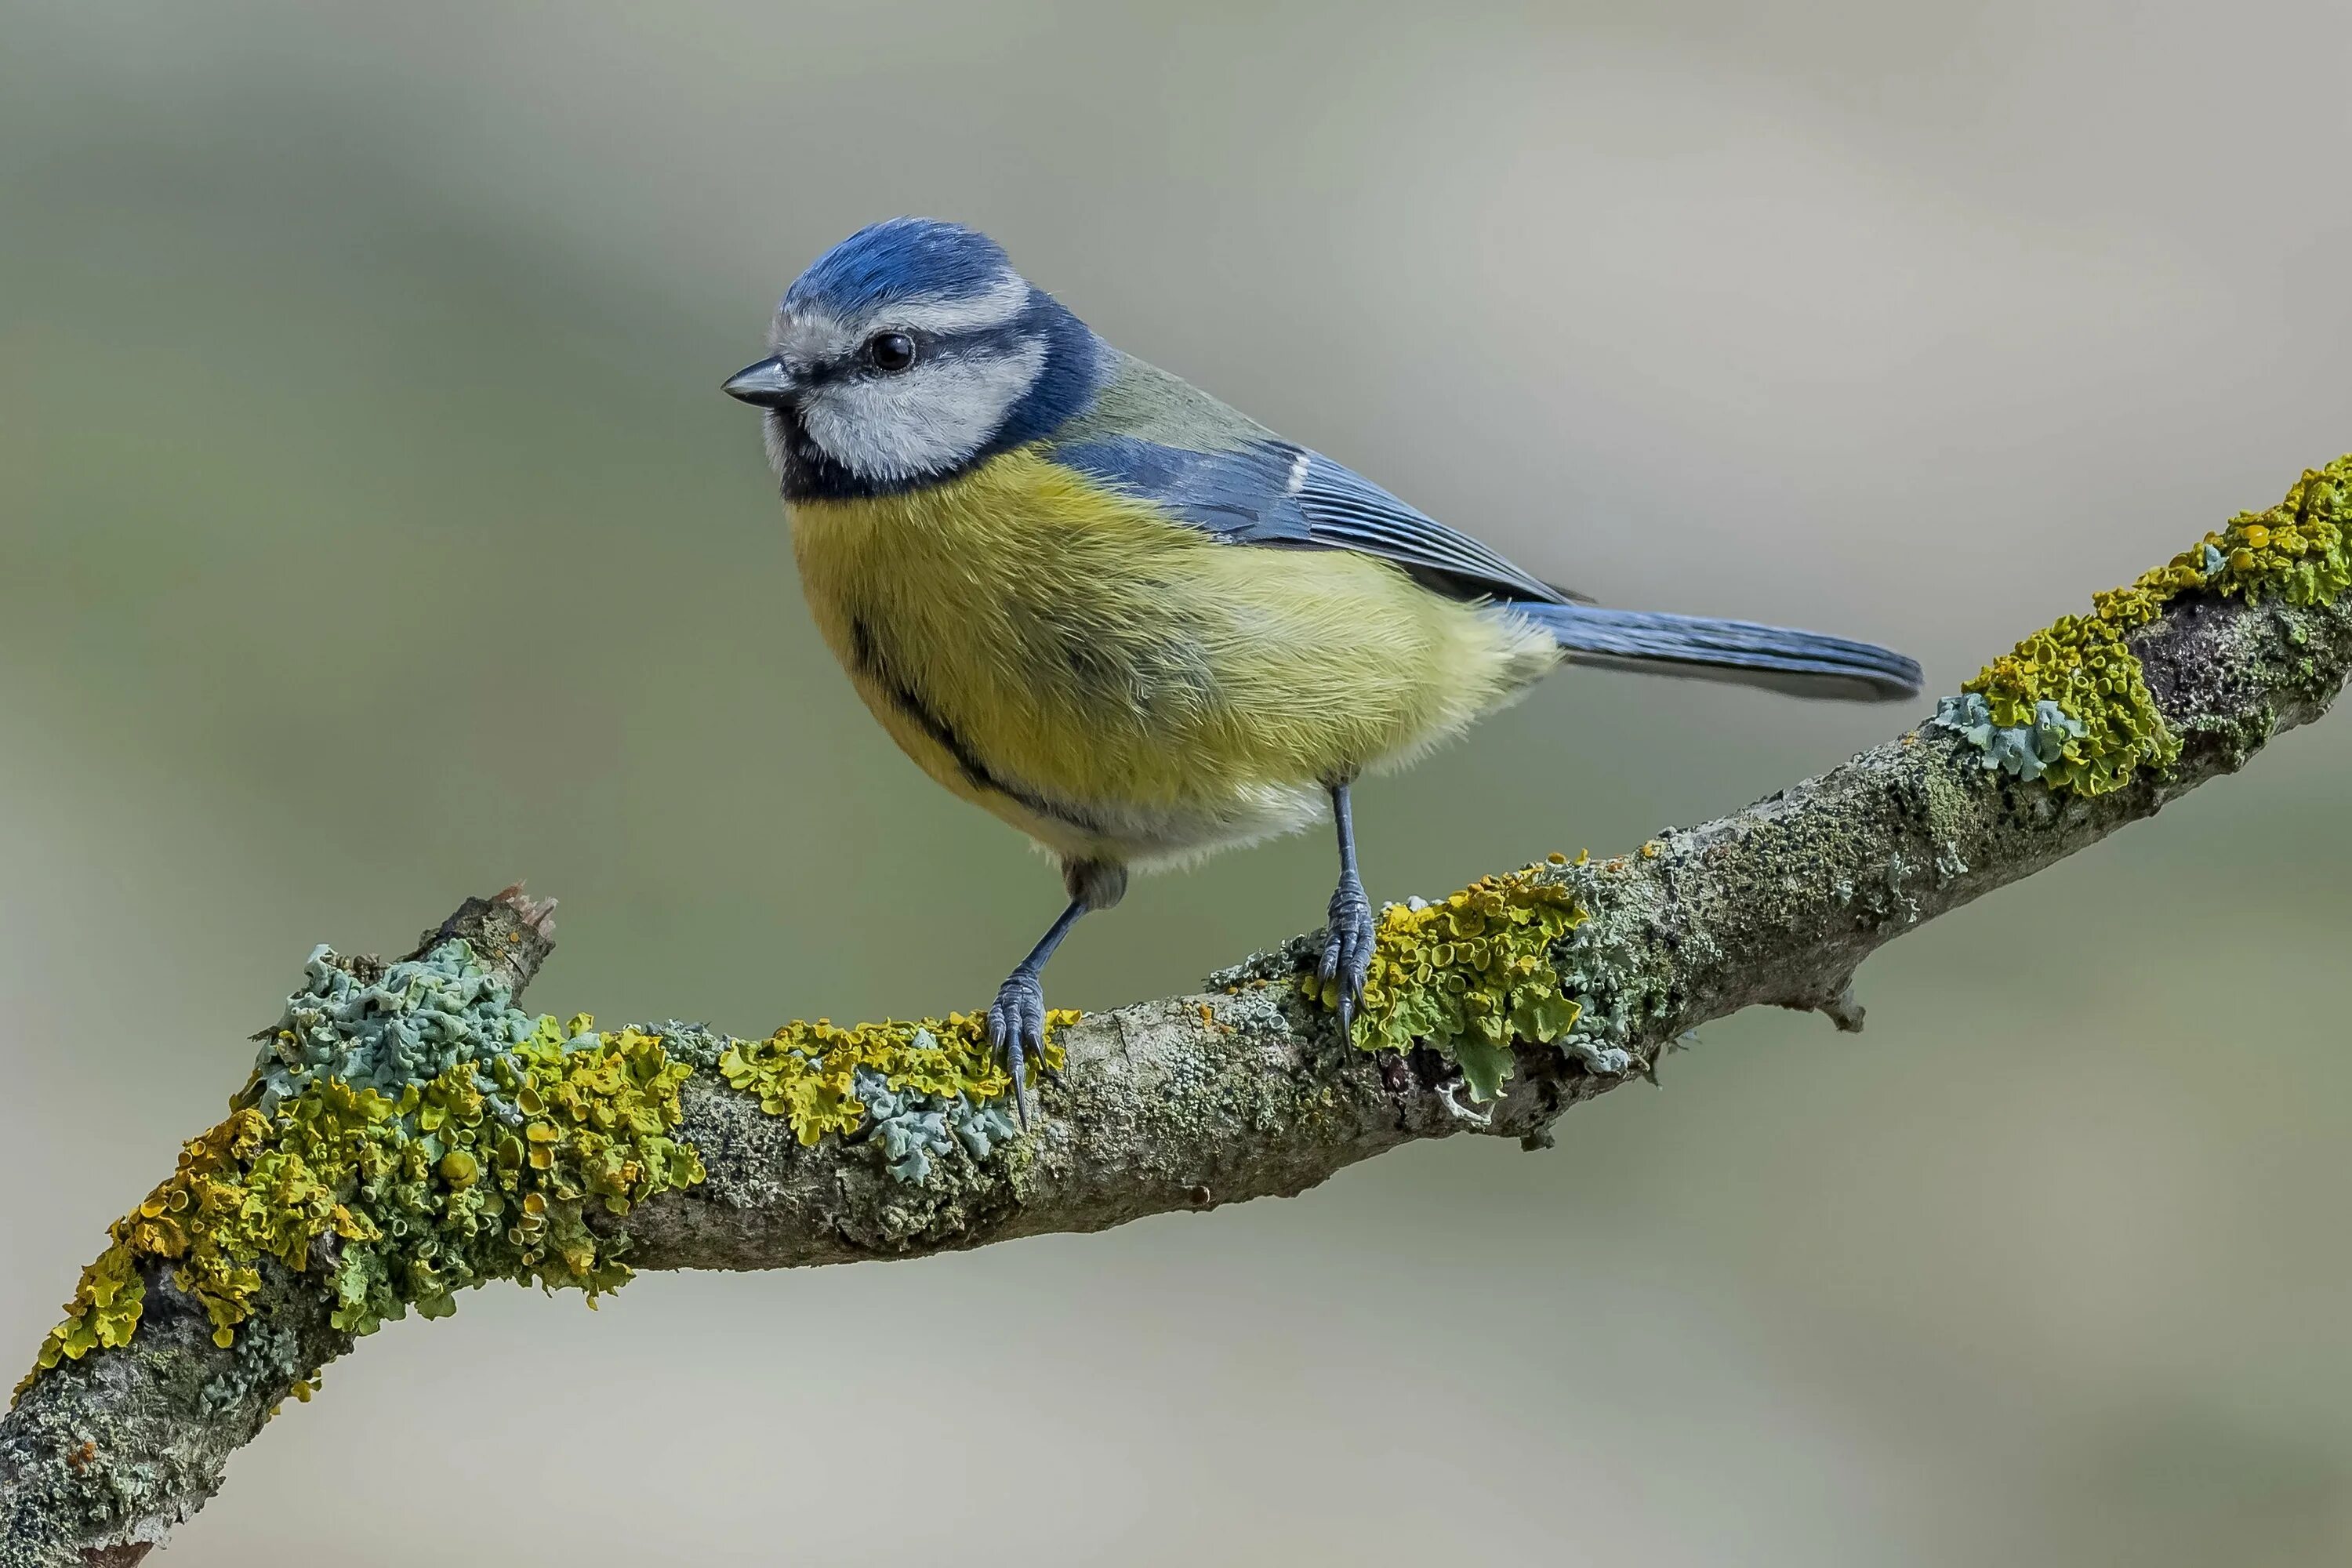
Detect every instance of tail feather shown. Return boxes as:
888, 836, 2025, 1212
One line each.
1512, 602, 1923, 703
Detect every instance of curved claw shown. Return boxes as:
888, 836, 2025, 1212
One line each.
987, 968, 1049, 1128
1320, 872, 1376, 1036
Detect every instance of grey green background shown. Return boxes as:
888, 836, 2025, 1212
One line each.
4, 2, 2349, 1562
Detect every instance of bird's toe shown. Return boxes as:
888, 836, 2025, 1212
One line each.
1324, 874, 1377, 1034
989, 969, 1051, 1126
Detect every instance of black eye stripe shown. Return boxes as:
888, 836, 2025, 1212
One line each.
793, 323, 1033, 387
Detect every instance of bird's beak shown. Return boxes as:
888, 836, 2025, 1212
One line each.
722, 357, 801, 408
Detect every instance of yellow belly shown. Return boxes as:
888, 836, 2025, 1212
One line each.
786, 447, 1557, 866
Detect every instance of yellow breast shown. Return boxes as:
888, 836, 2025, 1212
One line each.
786, 447, 1555, 865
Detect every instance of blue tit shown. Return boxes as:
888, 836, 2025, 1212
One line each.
724, 217, 1922, 1120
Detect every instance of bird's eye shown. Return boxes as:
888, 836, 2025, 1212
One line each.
866, 332, 917, 373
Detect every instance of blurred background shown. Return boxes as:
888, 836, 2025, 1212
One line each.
4, 2, 2349, 1562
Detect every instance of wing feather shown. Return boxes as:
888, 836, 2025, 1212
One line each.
1048, 431, 1570, 606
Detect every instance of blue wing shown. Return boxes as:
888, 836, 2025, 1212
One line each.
1047, 432, 1573, 606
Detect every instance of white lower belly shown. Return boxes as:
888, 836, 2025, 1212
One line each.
1007, 778, 1329, 871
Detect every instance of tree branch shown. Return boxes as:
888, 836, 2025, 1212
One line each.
6, 463, 2350, 1566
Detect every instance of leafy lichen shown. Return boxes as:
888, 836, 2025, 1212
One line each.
249, 942, 541, 1112
717, 1015, 1063, 1154
853, 1068, 1022, 1185
1940, 455, 2351, 794
16, 953, 1076, 1401
315, 1020, 704, 1336
1948, 588, 2187, 793
1931, 692, 2086, 784
16, 945, 703, 1401
1304, 858, 1591, 1101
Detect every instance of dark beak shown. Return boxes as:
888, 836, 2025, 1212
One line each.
722, 357, 800, 408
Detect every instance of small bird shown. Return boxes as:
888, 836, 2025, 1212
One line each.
724, 218, 1922, 1121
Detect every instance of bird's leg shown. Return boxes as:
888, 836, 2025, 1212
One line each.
1319, 779, 1377, 1036
988, 858, 1125, 1127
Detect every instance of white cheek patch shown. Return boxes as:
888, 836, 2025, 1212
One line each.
800, 339, 1049, 484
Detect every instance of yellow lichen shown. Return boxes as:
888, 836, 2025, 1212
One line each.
24, 1243, 145, 1384
23, 1102, 358, 1380
717, 1014, 1068, 1145
2207, 456, 2351, 608
1964, 604, 2180, 794
1305, 863, 1587, 1100
18, 1013, 702, 1398
1954, 455, 2352, 795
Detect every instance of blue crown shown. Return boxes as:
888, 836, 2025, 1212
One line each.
783, 218, 1014, 318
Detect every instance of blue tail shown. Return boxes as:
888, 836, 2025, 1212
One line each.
1510, 602, 1923, 702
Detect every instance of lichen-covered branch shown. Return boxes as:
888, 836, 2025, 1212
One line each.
5, 459, 2350, 1567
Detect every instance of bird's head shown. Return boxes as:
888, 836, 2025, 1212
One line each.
724, 218, 1107, 501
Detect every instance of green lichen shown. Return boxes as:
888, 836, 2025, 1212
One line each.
16, 944, 703, 1402
1942, 455, 2352, 794
717, 1014, 1065, 1152
2212, 459, 2352, 608
17, 958, 1072, 1401
1303, 858, 1591, 1101
1951, 586, 2186, 793
315, 1020, 704, 1336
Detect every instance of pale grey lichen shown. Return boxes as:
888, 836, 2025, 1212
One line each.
947, 1097, 1018, 1164
855, 1069, 951, 1182
852, 1058, 1019, 1185
197, 1313, 308, 1419
1548, 861, 1642, 1076
1932, 691, 2086, 783
248, 942, 541, 1112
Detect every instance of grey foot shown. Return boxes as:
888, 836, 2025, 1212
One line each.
1319, 871, 1376, 1034
987, 967, 1050, 1128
